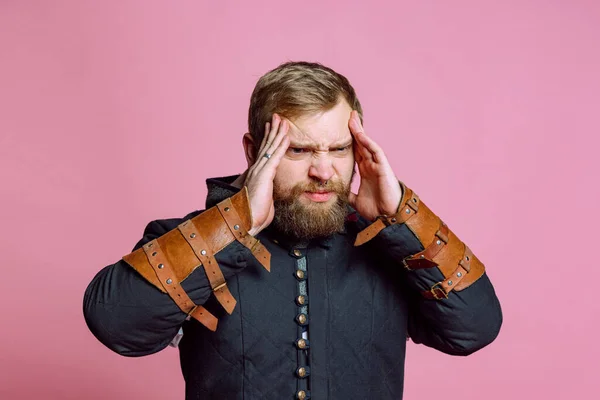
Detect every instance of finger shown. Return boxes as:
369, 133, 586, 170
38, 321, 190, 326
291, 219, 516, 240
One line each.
349, 111, 384, 163
352, 142, 363, 164
349, 111, 372, 160
263, 133, 290, 178
353, 133, 372, 161
256, 121, 271, 155
265, 119, 288, 159
348, 110, 363, 135
256, 119, 289, 169
257, 114, 281, 158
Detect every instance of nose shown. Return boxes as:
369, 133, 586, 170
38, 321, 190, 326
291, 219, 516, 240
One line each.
308, 153, 335, 183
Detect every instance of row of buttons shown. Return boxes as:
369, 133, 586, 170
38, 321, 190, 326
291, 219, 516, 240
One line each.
293, 248, 310, 400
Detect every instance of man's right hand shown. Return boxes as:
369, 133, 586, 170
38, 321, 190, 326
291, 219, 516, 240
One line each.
244, 113, 290, 236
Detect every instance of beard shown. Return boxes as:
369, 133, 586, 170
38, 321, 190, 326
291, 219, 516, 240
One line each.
271, 178, 351, 241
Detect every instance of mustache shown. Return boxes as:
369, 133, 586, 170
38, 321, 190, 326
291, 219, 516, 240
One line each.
291, 179, 348, 196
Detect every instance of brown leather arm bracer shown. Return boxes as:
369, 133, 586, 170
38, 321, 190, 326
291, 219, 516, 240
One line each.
122, 187, 271, 331
354, 182, 485, 300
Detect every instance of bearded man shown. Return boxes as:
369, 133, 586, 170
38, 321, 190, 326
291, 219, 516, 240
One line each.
84, 61, 502, 400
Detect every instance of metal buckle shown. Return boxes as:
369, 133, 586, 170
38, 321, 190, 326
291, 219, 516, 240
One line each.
375, 214, 392, 227
401, 257, 412, 271
428, 282, 448, 300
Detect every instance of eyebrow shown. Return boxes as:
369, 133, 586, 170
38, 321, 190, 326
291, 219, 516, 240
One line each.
289, 140, 353, 150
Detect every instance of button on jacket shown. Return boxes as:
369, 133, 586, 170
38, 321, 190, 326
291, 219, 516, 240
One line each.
83, 175, 502, 399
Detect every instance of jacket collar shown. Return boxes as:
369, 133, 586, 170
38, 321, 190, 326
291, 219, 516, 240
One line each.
205, 175, 242, 209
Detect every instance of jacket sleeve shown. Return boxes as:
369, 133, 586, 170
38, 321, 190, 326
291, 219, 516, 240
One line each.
83, 188, 270, 357
355, 183, 502, 356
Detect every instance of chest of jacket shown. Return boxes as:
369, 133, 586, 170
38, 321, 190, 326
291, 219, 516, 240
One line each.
178, 233, 410, 399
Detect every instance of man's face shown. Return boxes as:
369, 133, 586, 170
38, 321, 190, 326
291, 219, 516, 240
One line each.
271, 99, 356, 240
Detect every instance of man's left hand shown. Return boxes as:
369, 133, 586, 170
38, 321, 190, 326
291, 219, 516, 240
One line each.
348, 110, 403, 221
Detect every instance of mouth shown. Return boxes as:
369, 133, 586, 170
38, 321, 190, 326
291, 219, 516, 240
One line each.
303, 191, 334, 202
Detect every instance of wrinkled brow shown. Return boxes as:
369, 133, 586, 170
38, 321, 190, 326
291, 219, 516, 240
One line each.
289, 139, 353, 150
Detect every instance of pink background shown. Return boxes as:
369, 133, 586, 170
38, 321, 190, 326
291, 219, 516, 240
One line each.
1, 1, 599, 399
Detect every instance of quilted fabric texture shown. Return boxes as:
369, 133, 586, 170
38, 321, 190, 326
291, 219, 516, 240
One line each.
83, 176, 502, 399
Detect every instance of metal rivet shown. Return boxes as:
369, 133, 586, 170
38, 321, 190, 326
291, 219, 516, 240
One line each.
166, 278, 173, 284
158, 263, 164, 269
466, 256, 470, 261
201, 249, 207, 255
447, 280, 453, 285
234, 224, 240, 230
420, 255, 425, 258
152, 251, 157, 256
297, 314, 307, 324
296, 270, 305, 279
293, 249, 302, 257
190, 233, 196, 238
391, 218, 397, 223
297, 367, 306, 377
405, 208, 411, 214
457, 272, 462, 277
296, 295, 305, 305
224, 207, 230, 212
436, 240, 442, 245
413, 198, 417, 202
296, 339, 307, 349
297, 390, 306, 400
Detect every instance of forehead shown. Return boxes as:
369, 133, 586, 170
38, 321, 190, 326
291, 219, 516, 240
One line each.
286, 100, 353, 147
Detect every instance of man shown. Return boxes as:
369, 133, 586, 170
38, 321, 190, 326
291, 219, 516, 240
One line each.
84, 61, 502, 399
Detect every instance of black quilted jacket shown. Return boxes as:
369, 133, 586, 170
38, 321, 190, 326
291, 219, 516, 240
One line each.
83, 175, 502, 399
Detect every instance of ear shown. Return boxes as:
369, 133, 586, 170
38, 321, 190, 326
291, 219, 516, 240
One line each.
242, 132, 258, 168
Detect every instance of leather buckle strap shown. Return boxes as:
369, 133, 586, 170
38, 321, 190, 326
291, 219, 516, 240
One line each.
188, 305, 218, 332
403, 222, 449, 271
421, 245, 474, 300
354, 185, 419, 246
403, 190, 420, 215
142, 239, 218, 331
440, 245, 472, 292
421, 282, 448, 300
217, 197, 271, 271
178, 220, 237, 314
353, 218, 387, 246
458, 245, 473, 273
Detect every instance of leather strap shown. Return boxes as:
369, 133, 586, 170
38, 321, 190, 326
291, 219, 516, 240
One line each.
402, 222, 449, 270
122, 188, 273, 332
353, 182, 486, 299
217, 197, 271, 272
141, 238, 218, 331
123, 188, 271, 292
354, 184, 418, 246
441, 245, 472, 291
178, 220, 237, 314
188, 305, 218, 332
354, 219, 386, 247
421, 282, 449, 300
422, 245, 475, 300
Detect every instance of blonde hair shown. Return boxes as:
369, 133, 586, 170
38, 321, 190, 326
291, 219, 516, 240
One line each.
248, 61, 363, 145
